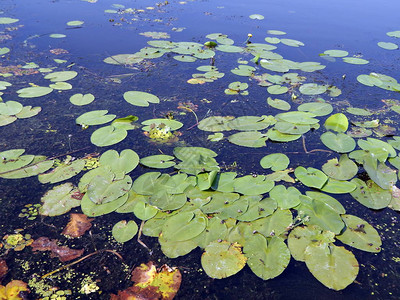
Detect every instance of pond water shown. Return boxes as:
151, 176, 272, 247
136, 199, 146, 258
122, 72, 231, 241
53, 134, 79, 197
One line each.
1, 0, 400, 299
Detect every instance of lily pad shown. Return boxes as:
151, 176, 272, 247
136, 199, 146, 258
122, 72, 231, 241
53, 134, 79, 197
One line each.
201, 241, 247, 279
15, 106, 41, 119
304, 244, 359, 291
266, 128, 301, 142
320, 132, 355, 153
267, 97, 291, 111
260, 153, 289, 171
269, 185, 301, 209
228, 116, 270, 131
323, 49, 349, 57
99, 149, 139, 178
17, 86, 53, 98
322, 155, 358, 180
342, 57, 369, 64
249, 14, 264, 20
228, 132, 267, 148
336, 214, 381, 253
281, 38, 304, 47
38, 159, 85, 184
350, 178, 392, 209
0, 101, 23, 116
140, 155, 176, 169
81, 193, 128, 217
40, 183, 81, 216
90, 125, 128, 147
299, 83, 327, 95
377, 42, 398, 50
123, 91, 160, 107
162, 210, 207, 242
320, 178, 357, 194
297, 102, 333, 116
66, 20, 84, 26
324, 113, 348, 132
141, 119, 183, 131
267, 85, 288, 95
0, 17, 19, 24
233, 175, 274, 195
76, 110, 116, 126
198, 116, 234, 132
295, 167, 328, 189
275, 111, 319, 125
44, 71, 78, 82
70, 93, 95, 106
112, 220, 138, 243
244, 235, 290, 280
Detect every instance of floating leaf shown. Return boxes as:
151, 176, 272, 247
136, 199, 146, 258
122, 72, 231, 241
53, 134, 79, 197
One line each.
322, 155, 358, 180
76, 110, 116, 126
320, 132, 355, 153
281, 38, 304, 47
323, 49, 349, 57
387, 30, 400, 38
350, 179, 392, 209
69, 93, 95, 106
112, 220, 138, 243
162, 210, 207, 242
66, 20, 84, 26
337, 214, 381, 253
251, 209, 293, 237
297, 102, 333, 116
90, 125, 128, 147
207, 132, 224, 142
124, 91, 160, 107
269, 185, 301, 209
346, 107, 372, 116
267, 85, 288, 95
228, 116, 270, 131
44, 71, 78, 82
201, 241, 246, 279
294, 167, 328, 189
260, 153, 289, 171
81, 193, 128, 217
342, 57, 369, 64
31, 237, 83, 262
266, 128, 301, 142
299, 83, 327, 95
267, 97, 291, 111
0, 17, 19, 24
305, 191, 346, 214
320, 178, 357, 194
249, 14, 264, 20
49, 81, 72, 90
377, 42, 398, 50
228, 131, 267, 148
234, 175, 274, 195
40, 183, 81, 216
17, 86, 53, 98
267, 30, 286, 35
324, 113, 348, 132
198, 116, 234, 132
38, 159, 85, 184
49, 33, 66, 38
140, 155, 175, 169
62, 213, 93, 238
304, 244, 359, 291
15, 106, 41, 119
141, 118, 183, 131
275, 111, 319, 125
0, 101, 23, 116
244, 235, 290, 280
87, 174, 132, 205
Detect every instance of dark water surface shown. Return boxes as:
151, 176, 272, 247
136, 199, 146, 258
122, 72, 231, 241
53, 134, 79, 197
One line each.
1, 0, 400, 299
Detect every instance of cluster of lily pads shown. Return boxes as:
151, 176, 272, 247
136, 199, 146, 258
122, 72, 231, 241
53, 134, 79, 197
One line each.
1, 134, 396, 290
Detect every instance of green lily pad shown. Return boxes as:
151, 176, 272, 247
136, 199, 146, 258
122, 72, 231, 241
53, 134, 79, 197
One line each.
49, 82, 72, 90
275, 111, 318, 125
324, 113, 348, 132
198, 116, 234, 132
320, 132, 356, 153
133, 200, 158, 220
0, 115, 16, 126
173, 55, 197, 62
211, 172, 237, 192
299, 83, 327, 95
228, 116, 270, 131
123, 91, 160, 107
267, 30, 286, 35
0, 152, 34, 173
304, 244, 359, 291
228, 132, 267, 148
76, 110, 116, 126
377, 42, 398, 50
350, 178, 392, 209
281, 38, 304, 47
192, 217, 228, 249
346, 107, 372, 116
39, 183, 81, 216
159, 234, 198, 258
99, 149, 139, 178
260, 153, 289, 171
201, 241, 247, 279
322, 155, 358, 180
266, 128, 301, 142
15, 106, 41, 119
297, 102, 333, 116
298, 196, 344, 234
320, 178, 357, 194
358, 137, 396, 160
251, 209, 293, 237
356, 74, 383, 87
342, 57, 369, 64
0, 101, 23, 116
49, 33, 66, 38
44, 71, 78, 82
81, 193, 128, 217
38, 159, 85, 184
70, 93, 95, 106
112, 220, 138, 243
17, 86, 53, 98
244, 235, 290, 280
337, 214, 381, 253
267, 97, 291, 111
234, 175, 274, 195
140, 155, 175, 169
90, 125, 128, 147
236, 196, 277, 221
0, 17, 19, 24
305, 191, 346, 214
249, 14, 264, 20
0, 157, 54, 179
288, 225, 335, 262
269, 185, 301, 209
231, 65, 255, 76
363, 160, 397, 190
162, 210, 207, 242
267, 85, 288, 95
295, 167, 328, 189
323, 49, 349, 57
265, 37, 280, 44
207, 132, 224, 142
274, 121, 310, 135
67, 20, 84, 26
387, 30, 400, 38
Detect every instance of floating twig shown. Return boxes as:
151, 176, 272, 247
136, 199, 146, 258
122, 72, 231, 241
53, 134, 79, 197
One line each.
302, 135, 332, 154
137, 221, 152, 255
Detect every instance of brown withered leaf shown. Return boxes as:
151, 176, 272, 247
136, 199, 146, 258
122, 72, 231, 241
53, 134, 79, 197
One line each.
0, 259, 8, 283
111, 261, 181, 300
62, 213, 93, 238
30, 237, 84, 262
